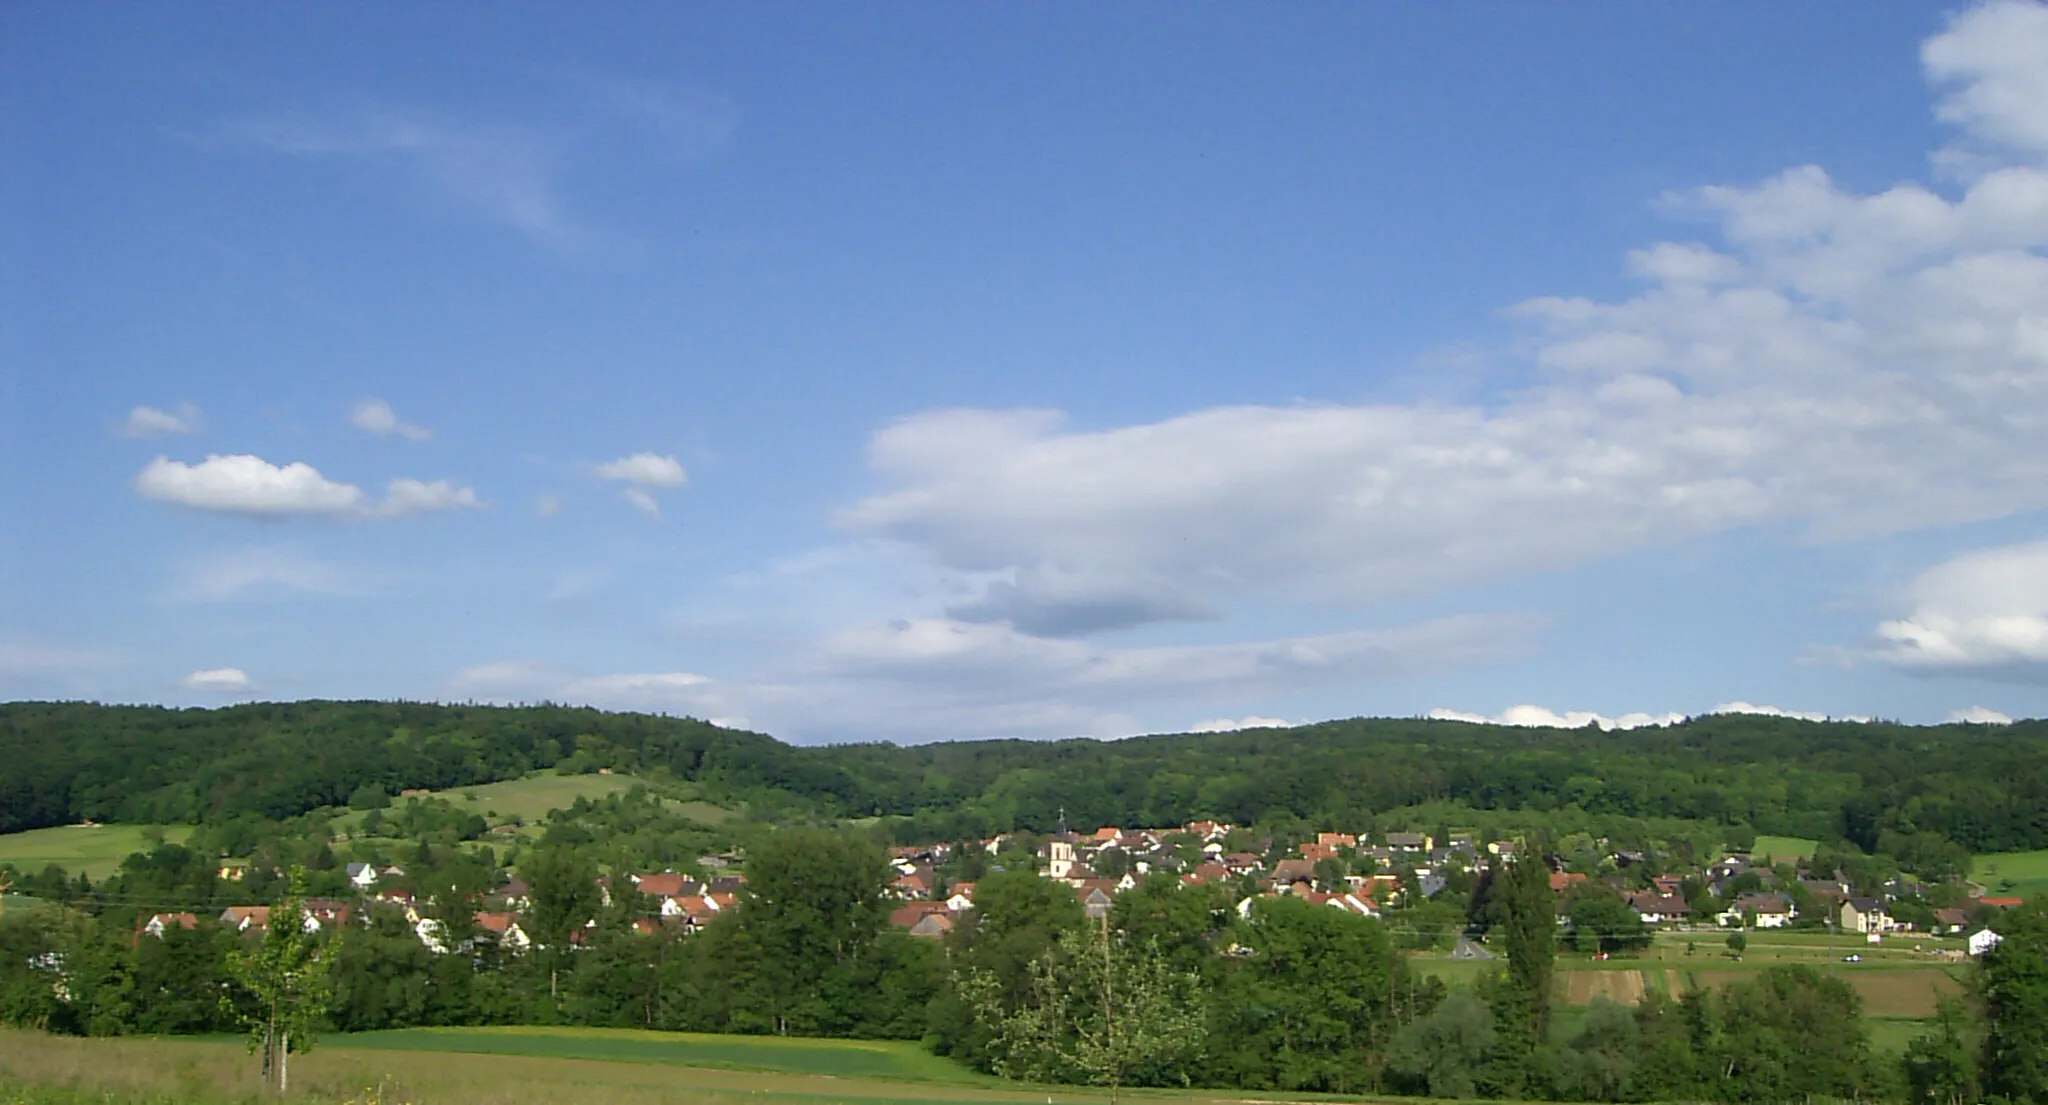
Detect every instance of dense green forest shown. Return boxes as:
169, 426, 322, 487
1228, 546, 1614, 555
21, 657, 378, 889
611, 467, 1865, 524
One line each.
5, 701, 2046, 857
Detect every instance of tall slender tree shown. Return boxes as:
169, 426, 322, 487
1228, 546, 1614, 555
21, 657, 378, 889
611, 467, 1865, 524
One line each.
226, 867, 336, 1095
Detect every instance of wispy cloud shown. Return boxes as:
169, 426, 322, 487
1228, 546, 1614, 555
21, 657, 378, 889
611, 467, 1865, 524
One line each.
120, 403, 202, 438
211, 78, 735, 251
169, 546, 360, 603
349, 398, 432, 441
222, 105, 587, 247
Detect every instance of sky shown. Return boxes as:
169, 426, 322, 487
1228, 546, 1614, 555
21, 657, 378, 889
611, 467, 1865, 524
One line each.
4, 1, 2047, 742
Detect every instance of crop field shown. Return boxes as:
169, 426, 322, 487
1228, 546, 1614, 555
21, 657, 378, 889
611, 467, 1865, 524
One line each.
1749, 835, 1818, 863
0, 1027, 1436, 1105
1971, 848, 2048, 901
0, 824, 193, 880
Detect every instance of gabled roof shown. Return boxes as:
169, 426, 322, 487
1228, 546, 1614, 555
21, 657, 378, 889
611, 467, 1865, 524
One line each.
474, 911, 524, 935
634, 872, 691, 897
889, 901, 951, 929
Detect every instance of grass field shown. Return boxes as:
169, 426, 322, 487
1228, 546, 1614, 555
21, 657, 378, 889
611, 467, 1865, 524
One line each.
0, 1026, 1432, 1105
333, 773, 736, 839
0, 824, 193, 880
1971, 848, 2048, 901
340, 1026, 985, 1084
1749, 835, 1818, 864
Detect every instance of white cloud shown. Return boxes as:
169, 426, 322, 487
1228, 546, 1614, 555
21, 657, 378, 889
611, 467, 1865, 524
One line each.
169, 546, 357, 602
1924, 0, 2048, 158
535, 492, 563, 519
120, 403, 201, 438
595, 453, 688, 487
620, 487, 661, 519
1427, 701, 1871, 729
1428, 706, 1685, 731
1190, 716, 1294, 733
813, 613, 1536, 710
448, 612, 1534, 743
1870, 538, 2048, 672
138, 455, 365, 517
1695, 699, 1875, 724
594, 453, 686, 520
837, 11, 2048, 634
181, 667, 252, 692
449, 661, 720, 713
373, 478, 483, 517
135, 455, 481, 520
349, 398, 431, 441
1950, 704, 2016, 724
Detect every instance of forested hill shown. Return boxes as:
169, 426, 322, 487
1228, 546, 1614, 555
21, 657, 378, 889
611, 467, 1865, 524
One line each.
4, 700, 2046, 855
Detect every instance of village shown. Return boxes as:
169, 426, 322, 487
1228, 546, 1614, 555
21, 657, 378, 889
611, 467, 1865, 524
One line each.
134, 820, 2017, 961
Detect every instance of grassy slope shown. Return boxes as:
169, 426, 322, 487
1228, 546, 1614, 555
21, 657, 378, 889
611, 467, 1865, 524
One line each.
1750, 835, 1818, 863
0, 824, 193, 880
1971, 848, 2048, 900
332, 772, 735, 839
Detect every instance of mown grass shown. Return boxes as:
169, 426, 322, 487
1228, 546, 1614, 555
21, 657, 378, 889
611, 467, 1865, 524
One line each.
1972, 848, 2048, 901
1749, 835, 1817, 864
340, 1026, 987, 1084
0, 825, 194, 881
0, 1028, 1444, 1105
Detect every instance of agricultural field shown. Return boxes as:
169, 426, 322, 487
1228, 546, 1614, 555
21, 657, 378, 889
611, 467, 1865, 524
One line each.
0, 824, 192, 880
1748, 835, 1818, 864
1971, 848, 2048, 901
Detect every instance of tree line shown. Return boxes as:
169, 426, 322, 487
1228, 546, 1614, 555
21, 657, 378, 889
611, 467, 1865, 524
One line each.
7, 702, 2048, 865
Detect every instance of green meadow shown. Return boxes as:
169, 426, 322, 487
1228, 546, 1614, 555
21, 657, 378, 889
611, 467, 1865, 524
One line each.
1748, 835, 1818, 864
1971, 848, 2048, 901
0, 824, 193, 881
331, 772, 736, 840
0, 1027, 1413, 1105
338, 1025, 986, 1084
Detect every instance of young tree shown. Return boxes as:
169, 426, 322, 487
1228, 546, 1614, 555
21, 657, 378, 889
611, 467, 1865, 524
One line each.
965, 918, 1205, 1105
226, 868, 337, 1095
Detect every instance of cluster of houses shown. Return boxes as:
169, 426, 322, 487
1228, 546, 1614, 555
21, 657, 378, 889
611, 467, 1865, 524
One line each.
138, 860, 751, 955
877, 823, 1491, 939
133, 826, 2022, 959
870, 821, 2020, 956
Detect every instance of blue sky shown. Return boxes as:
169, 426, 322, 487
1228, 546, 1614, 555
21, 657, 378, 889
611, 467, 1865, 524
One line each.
5, 1, 2047, 741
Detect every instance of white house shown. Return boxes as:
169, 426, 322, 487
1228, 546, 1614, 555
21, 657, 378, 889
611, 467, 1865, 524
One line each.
345, 862, 379, 889
1841, 898, 1894, 935
1969, 929, 2004, 957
